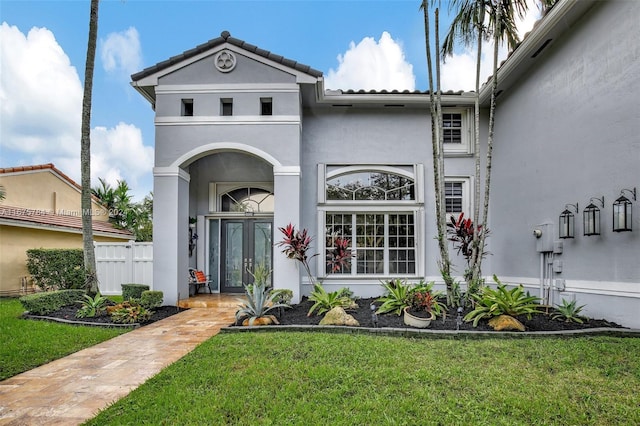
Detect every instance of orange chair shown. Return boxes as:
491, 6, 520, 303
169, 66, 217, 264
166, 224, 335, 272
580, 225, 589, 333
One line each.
188, 268, 213, 296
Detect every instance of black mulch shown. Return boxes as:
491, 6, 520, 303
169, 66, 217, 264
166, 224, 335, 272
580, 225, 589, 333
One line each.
270, 297, 624, 331
25, 301, 186, 327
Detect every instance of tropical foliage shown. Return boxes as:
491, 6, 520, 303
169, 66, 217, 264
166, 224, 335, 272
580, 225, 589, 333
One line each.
92, 178, 153, 241
464, 276, 541, 326
375, 279, 414, 315
307, 283, 357, 317
277, 223, 316, 285
236, 280, 290, 326
76, 293, 108, 318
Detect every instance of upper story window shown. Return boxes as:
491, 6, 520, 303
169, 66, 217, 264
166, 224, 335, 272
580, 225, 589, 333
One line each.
181, 99, 193, 117
442, 108, 472, 155
261, 98, 273, 116
221, 98, 233, 116
444, 177, 471, 218
326, 171, 415, 201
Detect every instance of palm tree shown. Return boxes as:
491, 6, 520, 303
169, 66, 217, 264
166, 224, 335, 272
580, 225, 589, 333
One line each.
0, 185, 6, 201
81, 0, 100, 296
442, 0, 557, 288
421, 0, 455, 302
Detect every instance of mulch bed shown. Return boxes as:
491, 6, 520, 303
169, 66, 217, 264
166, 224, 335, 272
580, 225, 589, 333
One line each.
272, 297, 624, 331
24, 301, 186, 328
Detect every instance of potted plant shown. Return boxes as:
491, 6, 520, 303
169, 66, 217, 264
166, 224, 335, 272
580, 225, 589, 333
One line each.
403, 289, 446, 328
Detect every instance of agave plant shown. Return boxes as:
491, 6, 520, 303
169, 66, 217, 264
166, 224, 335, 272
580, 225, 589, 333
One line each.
552, 299, 586, 324
236, 281, 289, 326
464, 276, 541, 327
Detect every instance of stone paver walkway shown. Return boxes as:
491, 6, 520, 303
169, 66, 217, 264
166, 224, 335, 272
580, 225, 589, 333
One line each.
0, 294, 241, 426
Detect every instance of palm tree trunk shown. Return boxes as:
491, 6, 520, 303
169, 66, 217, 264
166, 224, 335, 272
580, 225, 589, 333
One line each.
423, 0, 453, 300
81, 0, 100, 296
469, 0, 484, 288
477, 2, 502, 270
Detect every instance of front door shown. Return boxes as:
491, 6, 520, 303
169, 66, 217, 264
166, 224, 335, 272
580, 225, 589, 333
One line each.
220, 219, 273, 292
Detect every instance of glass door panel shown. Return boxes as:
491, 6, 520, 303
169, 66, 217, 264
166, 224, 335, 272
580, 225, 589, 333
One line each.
253, 222, 273, 287
222, 221, 244, 291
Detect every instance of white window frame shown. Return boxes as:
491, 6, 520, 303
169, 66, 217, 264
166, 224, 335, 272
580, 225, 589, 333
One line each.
444, 176, 472, 220
208, 182, 274, 213
442, 108, 473, 155
317, 164, 425, 279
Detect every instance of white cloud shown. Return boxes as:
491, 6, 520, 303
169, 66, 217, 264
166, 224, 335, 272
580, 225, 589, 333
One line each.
325, 31, 415, 91
440, 0, 544, 91
0, 23, 152, 199
100, 27, 142, 76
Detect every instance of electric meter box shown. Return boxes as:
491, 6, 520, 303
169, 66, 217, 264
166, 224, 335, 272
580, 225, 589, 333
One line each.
535, 223, 554, 253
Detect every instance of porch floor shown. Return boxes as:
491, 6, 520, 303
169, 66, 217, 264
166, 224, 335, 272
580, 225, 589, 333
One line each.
178, 293, 244, 309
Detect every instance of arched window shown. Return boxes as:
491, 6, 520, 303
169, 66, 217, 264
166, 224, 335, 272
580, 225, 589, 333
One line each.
320, 165, 422, 277
221, 187, 274, 213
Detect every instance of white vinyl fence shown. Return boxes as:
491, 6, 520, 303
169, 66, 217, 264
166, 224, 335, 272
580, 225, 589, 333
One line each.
95, 241, 153, 295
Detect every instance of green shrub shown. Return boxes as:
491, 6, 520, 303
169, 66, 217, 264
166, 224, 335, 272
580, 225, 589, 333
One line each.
307, 283, 357, 317
121, 283, 150, 301
108, 301, 153, 324
464, 275, 541, 327
19, 289, 86, 315
26, 249, 85, 290
140, 291, 163, 309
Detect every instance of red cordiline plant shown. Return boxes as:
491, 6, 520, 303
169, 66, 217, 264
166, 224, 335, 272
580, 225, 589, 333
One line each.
326, 236, 353, 273
446, 212, 489, 285
277, 223, 317, 286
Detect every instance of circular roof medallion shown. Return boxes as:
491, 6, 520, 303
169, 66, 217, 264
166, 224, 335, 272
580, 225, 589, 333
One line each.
215, 50, 236, 73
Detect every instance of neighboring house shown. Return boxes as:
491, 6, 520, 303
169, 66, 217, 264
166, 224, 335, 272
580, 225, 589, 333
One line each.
0, 164, 132, 296
131, 0, 639, 327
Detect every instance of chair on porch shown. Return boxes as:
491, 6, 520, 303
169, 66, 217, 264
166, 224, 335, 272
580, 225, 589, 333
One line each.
188, 268, 213, 296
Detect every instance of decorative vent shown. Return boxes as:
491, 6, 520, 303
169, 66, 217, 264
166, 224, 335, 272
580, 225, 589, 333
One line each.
215, 50, 236, 73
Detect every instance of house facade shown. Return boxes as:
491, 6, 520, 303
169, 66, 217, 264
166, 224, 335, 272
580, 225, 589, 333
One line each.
0, 164, 132, 296
132, 0, 639, 327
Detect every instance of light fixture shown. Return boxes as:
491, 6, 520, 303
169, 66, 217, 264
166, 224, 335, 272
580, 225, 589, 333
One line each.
613, 187, 636, 232
559, 203, 578, 239
583, 196, 604, 236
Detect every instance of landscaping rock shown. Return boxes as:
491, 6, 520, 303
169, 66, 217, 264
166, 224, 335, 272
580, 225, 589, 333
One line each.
488, 315, 525, 331
319, 307, 360, 326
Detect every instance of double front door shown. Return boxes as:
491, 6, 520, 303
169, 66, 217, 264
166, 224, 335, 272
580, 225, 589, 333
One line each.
219, 219, 273, 293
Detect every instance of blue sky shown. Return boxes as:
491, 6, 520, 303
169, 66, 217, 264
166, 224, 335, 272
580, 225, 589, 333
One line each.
0, 0, 542, 200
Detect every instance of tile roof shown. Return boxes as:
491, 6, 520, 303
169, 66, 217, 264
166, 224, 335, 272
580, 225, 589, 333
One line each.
131, 30, 323, 82
0, 204, 132, 237
0, 163, 82, 192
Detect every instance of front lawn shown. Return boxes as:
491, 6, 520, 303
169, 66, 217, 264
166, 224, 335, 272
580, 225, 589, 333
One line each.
86, 332, 640, 425
0, 298, 128, 380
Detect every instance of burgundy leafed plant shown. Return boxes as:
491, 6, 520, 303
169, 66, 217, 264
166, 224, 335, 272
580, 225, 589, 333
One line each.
446, 212, 489, 281
326, 236, 353, 273
277, 223, 317, 285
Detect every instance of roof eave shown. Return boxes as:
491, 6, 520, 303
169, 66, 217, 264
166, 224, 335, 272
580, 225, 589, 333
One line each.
479, 0, 597, 105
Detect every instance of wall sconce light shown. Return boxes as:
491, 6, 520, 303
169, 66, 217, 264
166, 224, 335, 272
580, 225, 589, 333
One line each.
559, 203, 578, 239
583, 196, 603, 236
613, 187, 636, 232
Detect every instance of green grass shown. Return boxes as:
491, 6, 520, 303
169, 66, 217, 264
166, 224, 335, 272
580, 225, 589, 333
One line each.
86, 332, 640, 425
0, 297, 128, 380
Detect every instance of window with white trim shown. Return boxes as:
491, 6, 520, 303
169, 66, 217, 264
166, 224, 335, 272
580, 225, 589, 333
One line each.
444, 177, 471, 218
442, 109, 472, 154
320, 166, 422, 277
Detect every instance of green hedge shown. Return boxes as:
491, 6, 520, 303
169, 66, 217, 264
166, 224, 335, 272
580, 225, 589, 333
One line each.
140, 290, 163, 309
121, 284, 150, 301
19, 290, 86, 315
26, 249, 85, 290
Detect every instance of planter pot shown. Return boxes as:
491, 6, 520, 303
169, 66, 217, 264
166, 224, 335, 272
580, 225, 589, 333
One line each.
403, 307, 434, 328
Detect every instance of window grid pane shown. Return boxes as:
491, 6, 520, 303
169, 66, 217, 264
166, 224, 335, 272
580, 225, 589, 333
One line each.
327, 172, 415, 201
443, 113, 462, 144
445, 182, 463, 213
326, 212, 415, 276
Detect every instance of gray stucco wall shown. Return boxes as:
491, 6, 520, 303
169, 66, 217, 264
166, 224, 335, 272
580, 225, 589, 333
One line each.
489, 0, 639, 323
301, 106, 477, 284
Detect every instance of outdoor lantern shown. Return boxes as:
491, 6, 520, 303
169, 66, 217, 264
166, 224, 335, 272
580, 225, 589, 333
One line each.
583, 197, 603, 236
559, 203, 578, 239
613, 188, 636, 232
